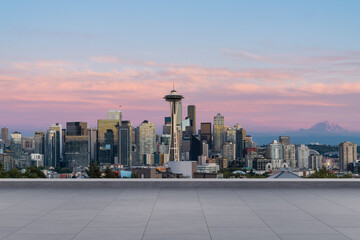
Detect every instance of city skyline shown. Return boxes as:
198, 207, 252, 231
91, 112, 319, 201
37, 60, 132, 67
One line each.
1, 1, 360, 134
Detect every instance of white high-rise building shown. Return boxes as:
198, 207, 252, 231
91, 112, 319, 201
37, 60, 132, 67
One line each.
268, 140, 283, 169
296, 144, 310, 169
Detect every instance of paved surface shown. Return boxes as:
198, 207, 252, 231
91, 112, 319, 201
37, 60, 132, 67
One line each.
0, 187, 360, 240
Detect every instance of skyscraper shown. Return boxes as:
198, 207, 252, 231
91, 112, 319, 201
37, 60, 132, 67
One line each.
65, 122, 89, 168
187, 105, 196, 135
45, 129, 61, 167
235, 128, 246, 160
268, 140, 283, 169
34, 131, 46, 155
200, 122, 211, 147
119, 120, 132, 167
339, 141, 357, 172
87, 128, 97, 164
66, 122, 87, 136
135, 120, 156, 165
164, 89, 184, 161
296, 144, 310, 169
213, 113, 224, 153
283, 144, 296, 169
97, 119, 120, 165
0, 139, 4, 154
10, 132, 22, 158
49, 123, 63, 165
190, 135, 202, 161
1, 127, 9, 146
222, 141, 235, 161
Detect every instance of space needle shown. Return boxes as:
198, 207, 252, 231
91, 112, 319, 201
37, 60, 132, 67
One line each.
164, 88, 184, 161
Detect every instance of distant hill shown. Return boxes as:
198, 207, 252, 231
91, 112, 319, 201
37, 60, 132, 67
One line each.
299, 121, 347, 134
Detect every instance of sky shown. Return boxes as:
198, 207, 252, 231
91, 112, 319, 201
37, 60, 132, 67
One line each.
1, 0, 360, 136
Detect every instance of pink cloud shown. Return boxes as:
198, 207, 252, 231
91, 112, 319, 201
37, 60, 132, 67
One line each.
1, 56, 360, 132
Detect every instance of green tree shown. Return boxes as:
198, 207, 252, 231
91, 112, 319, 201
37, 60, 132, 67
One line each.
86, 163, 102, 178
307, 167, 337, 178
103, 166, 117, 178
0, 163, 5, 178
7, 168, 23, 178
24, 166, 46, 178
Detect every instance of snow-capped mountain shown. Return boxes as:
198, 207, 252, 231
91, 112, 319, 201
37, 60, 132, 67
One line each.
300, 121, 347, 133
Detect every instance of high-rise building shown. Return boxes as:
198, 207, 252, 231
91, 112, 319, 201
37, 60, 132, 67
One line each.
283, 144, 296, 169
213, 113, 224, 153
187, 105, 196, 135
22, 137, 35, 152
10, 132, 22, 159
279, 136, 290, 145
268, 140, 283, 169
49, 123, 63, 164
296, 144, 310, 169
0, 153, 14, 171
67, 122, 87, 136
97, 119, 120, 165
339, 141, 357, 172
1, 127, 9, 146
226, 128, 236, 143
34, 131, 46, 155
0, 139, 4, 154
45, 129, 61, 167
119, 121, 132, 167
235, 128, 246, 160
200, 122, 212, 147
65, 122, 89, 168
87, 128, 97, 164
163, 117, 171, 135
309, 150, 322, 170
164, 89, 183, 161
108, 109, 122, 121
190, 135, 202, 161
222, 142, 235, 161
135, 120, 156, 165
202, 141, 209, 157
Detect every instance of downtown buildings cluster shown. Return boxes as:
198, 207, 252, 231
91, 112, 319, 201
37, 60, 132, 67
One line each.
0, 90, 358, 178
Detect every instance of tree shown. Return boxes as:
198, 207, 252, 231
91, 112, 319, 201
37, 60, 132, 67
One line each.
103, 166, 117, 178
24, 166, 46, 178
0, 163, 5, 178
7, 168, 22, 178
86, 163, 102, 178
307, 167, 337, 178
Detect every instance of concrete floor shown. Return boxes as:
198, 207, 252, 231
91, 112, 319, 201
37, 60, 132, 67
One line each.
0, 187, 359, 240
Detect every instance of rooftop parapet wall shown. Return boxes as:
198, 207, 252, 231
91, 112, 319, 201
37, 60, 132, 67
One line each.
1, 179, 360, 188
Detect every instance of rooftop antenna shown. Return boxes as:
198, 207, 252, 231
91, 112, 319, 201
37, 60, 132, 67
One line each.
173, 82, 175, 91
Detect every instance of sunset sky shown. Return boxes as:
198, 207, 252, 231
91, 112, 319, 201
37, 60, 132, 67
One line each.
1, 0, 360, 135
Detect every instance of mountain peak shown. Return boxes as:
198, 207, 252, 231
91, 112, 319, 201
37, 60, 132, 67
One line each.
302, 121, 346, 133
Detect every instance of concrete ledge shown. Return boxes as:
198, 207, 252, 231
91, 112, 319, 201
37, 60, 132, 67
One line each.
0, 179, 360, 188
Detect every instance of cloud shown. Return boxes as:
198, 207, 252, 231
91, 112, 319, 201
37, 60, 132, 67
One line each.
1, 54, 360, 132
89, 55, 120, 63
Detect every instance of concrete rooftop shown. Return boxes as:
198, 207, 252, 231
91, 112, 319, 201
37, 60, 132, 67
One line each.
0, 180, 360, 240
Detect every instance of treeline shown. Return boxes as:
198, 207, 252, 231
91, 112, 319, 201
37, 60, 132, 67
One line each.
0, 164, 46, 178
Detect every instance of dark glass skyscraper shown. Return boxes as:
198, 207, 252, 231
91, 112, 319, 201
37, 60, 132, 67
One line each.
200, 122, 212, 148
187, 105, 196, 135
119, 121, 132, 167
